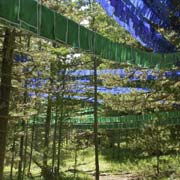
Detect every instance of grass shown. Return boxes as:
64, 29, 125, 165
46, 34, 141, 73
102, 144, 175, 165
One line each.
61, 146, 180, 179
4, 145, 180, 179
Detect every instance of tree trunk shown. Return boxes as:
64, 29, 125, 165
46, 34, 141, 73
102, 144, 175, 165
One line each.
22, 123, 28, 178
43, 95, 52, 168
0, 28, 15, 180
10, 126, 16, 179
18, 85, 28, 180
42, 95, 52, 180
57, 111, 63, 177
52, 106, 58, 173
18, 121, 25, 180
118, 130, 120, 160
73, 142, 78, 180
57, 68, 66, 177
28, 116, 36, 176
93, 55, 99, 180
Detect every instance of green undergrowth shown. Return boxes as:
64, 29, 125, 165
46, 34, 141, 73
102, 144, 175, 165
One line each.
62, 146, 180, 179
4, 171, 93, 180
4, 146, 180, 179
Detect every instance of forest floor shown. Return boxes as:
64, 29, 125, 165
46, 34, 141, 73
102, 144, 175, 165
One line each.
99, 173, 141, 180
4, 146, 180, 180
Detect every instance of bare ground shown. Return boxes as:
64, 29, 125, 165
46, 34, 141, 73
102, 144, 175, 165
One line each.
99, 173, 142, 180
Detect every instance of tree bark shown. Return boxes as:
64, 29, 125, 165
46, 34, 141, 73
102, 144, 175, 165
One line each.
18, 83, 28, 180
43, 63, 53, 174
93, 55, 99, 180
57, 68, 66, 177
43, 95, 52, 168
28, 116, 36, 176
0, 28, 15, 180
18, 121, 25, 180
52, 106, 58, 173
22, 122, 28, 178
42, 94, 52, 180
10, 126, 16, 180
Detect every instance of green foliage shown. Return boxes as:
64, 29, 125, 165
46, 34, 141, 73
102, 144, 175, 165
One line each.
1, 1, 180, 180
49, 47, 70, 57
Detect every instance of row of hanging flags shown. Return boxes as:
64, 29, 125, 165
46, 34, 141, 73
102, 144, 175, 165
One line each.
96, 0, 180, 53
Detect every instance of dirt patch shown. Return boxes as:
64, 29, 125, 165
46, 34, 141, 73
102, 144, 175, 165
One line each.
99, 173, 141, 180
